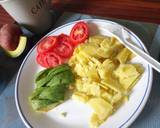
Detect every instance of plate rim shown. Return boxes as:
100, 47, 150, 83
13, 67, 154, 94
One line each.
15, 19, 153, 128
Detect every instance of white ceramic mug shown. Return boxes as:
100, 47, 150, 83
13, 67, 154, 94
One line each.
0, 0, 53, 34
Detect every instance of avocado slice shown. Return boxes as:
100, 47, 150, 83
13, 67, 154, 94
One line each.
29, 64, 75, 112
5, 36, 27, 58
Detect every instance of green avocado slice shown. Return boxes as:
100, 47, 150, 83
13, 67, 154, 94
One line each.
35, 64, 71, 88
46, 70, 75, 87
29, 64, 75, 112
30, 99, 61, 111
5, 36, 27, 58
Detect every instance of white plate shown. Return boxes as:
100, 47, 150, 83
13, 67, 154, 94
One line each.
15, 19, 153, 128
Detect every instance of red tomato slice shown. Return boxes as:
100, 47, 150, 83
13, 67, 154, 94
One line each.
36, 53, 49, 68
58, 34, 73, 46
70, 21, 89, 45
45, 52, 62, 68
37, 36, 58, 53
54, 34, 73, 58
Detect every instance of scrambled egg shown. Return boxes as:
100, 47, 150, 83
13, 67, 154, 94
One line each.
69, 35, 144, 128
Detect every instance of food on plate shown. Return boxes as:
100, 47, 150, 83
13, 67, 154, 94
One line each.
36, 34, 74, 68
29, 64, 74, 111
37, 36, 58, 54
88, 98, 113, 127
53, 34, 73, 58
70, 21, 89, 46
36, 51, 62, 68
30, 21, 144, 128
68, 35, 144, 128
36, 22, 89, 68
0, 23, 27, 58
61, 112, 67, 117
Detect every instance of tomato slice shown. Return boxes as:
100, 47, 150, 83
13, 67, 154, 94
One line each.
37, 36, 58, 53
54, 34, 73, 58
58, 34, 73, 46
70, 21, 89, 45
36, 53, 49, 68
45, 52, 62, 68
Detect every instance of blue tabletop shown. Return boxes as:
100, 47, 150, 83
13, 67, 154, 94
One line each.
0, 12, 160, 128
